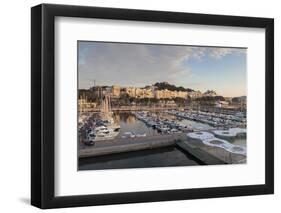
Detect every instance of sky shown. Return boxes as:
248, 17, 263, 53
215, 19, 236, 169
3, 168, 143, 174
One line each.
78, 41, 247, 97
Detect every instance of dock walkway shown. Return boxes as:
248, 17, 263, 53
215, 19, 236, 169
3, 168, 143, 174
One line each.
79, 134, 182, 158
79, 132, 246, 164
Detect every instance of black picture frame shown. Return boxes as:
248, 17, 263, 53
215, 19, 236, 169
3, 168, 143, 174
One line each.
31, 3, 274, 209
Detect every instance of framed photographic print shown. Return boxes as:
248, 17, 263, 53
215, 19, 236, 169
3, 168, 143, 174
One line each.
31, 4, 274, 209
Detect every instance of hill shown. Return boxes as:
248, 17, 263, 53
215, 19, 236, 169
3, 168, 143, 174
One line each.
153, 82, 194, 92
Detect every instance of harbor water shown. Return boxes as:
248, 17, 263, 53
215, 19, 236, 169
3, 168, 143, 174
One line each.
79, 146, 204, 170
113, 111, 246, 147
113, 111, 213, 137
79, 111, 246, 170
113, 112, 159, 138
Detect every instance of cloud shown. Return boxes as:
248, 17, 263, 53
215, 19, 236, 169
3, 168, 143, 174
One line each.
208, 48, 246, 59
79, 43, 203, 88
78, 42, 246, 89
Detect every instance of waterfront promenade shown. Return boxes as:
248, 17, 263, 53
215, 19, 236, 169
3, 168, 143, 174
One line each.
80, 105, 244, 115
79, 132, 246, 164
79, 134, 182, 158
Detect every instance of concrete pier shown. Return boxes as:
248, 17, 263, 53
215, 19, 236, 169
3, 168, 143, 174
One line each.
178, 139, 246, 164
79, 133, 246, 165
177, 141, 226, 165
79, 134, 181, 158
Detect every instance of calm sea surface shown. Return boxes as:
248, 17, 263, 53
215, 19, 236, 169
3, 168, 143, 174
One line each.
79, 146, 205, 170
114, 112, 159, 138
79, 112, 246, 170
113, 111, 213, 138
114, 112, 246, 146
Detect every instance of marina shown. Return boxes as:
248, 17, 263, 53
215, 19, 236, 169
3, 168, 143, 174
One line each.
79, 100, 247, 169
79, 108, 246, 145
76, 45, 248, 169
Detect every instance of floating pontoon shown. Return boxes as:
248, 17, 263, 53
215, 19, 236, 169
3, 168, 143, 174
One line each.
186, 131, 246, 156
212, 128, 246, 140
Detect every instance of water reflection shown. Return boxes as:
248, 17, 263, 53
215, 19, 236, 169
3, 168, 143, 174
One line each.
113, 112, 246, 147
79, 111, 246, 170
113, 112, 159, 138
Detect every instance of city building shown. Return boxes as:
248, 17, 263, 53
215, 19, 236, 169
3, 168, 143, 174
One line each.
78, 96, 97, 112
125, 87, 136, 97
90, 84, 221, 101
90, 86, 106, 98
135, 87, 154, 98
216, 100, 229, 108
203, 90, 217, 97
189, 90, 202, 99
111, 85, 121, 98
231, 96, 247, 109
154, 89, 188, 99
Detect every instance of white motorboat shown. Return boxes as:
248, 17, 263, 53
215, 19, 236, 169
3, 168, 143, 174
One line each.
121, 132, 136, 138
136, 133, 147, 137
92, 95, 120, 141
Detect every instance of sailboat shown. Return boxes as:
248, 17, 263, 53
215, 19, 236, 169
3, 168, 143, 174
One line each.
88, 95, 120, 142
100, 95, 120, 130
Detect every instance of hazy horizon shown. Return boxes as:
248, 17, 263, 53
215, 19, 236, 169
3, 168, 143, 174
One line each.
78, 41, 247, 97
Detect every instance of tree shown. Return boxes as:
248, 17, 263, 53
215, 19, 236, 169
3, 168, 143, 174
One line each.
119, 93, 130, 105
154, 82, 194, 92
173, 97, 185, 106
232, 97, 240, 103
